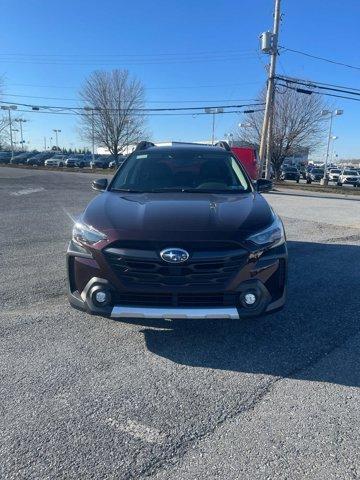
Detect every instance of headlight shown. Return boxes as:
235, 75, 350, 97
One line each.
247, 215, 285, 249
72, 222, 107, 246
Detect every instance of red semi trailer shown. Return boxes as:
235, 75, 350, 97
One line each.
231, 146, 259, 180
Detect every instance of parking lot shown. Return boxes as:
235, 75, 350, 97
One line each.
1, 166, 360, 479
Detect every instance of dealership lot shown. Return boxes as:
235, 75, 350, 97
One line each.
1, 167, 360, 479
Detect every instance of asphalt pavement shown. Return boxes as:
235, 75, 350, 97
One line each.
1, 167, 360, 480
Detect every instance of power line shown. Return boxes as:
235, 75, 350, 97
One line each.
276, 75, 360, 97
7, 81, 262, 91
0, 49, 253, 58
0, 53, 259, 67
3, 93, 260, 104
280, 46, 360, 71
0, 99, 264, 112
10, 107, 265, 117
276, 75, 360, 93
278, 83, 360, 103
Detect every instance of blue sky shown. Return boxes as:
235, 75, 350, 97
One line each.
1, 0, 360, 158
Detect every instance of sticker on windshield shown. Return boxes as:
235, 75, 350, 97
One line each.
136, 154, 148, 159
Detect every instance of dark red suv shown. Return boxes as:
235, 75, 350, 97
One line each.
67, 142, 287, 320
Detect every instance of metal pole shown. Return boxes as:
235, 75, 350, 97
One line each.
259, 0, 281, 178
211, 113, 215, 145
322, 114, 333, 183
44, 137, 47, 150
8, 110, 14, 160
19, 121, 24, 150
91, 109, 95, 162
55, 131, 58, 150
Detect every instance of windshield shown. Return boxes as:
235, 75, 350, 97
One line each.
110, 150, 252, 193
312, 169, 324, 174
330, 169, 341, 173
344, 170, 358, 175
285, 167, 297, 172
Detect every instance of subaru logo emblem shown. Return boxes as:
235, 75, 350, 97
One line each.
160, 248, 189, 264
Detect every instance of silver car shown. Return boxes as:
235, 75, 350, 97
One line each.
45, 154, 66, 167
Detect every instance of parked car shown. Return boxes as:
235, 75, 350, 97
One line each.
306, 168, 325, 183
280, 166, 300, 183
65, 154, 86, 168
90, 155, 112, 169
67, 141, 287, 320
337, 169, 360, 187
10, 152, 38, 165
0, 151, 13, 164
27, 152, 55, 166
328, 168, 342, 182
45, 154, 67, 167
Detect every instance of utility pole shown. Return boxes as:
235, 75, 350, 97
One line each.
258, 0, 281, 179
205, 107, 224, 145
44, 137, 47, 150
1, 105, 17, 161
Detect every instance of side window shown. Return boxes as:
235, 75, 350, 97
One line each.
231, 157, 248, 189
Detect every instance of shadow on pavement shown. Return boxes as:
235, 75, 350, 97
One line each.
118, 241, 360, 388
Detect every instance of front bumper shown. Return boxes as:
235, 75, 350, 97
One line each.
67, 240, 287, 320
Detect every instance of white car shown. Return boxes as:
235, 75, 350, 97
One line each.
44, 154, 66, 167
337, 169, 360, 187
328, 168, 342, 182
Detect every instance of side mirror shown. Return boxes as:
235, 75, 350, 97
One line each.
92, 178, 108, 191
256, 178, 273, 193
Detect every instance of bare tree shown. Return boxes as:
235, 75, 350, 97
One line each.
234, 88, 328, 178
79, 69, 146, 159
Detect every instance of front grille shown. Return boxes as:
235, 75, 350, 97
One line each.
104, 244, 248, 289
114, 291, 237, 307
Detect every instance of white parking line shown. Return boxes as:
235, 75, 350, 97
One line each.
11, 187, 45, 196
105, 418, 166, 444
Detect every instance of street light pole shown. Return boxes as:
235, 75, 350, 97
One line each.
205, 107, 224, 145
14, 118, 27, 150
320, 109, 343, 185
258, 0, 281, 178
53, 129, 61, 151
330, 136, 338, 164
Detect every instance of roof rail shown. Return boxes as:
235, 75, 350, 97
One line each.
134, 141, 155, 151
214, 140, 231, 151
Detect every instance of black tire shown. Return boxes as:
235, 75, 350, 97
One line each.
296, 178, 300, 183
306, 179, 311, 184
59, 163, 63, 168
337, 182, 342, 187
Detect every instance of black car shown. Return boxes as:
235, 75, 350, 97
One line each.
280, 166, 300, 183
10, 152, 38, 165
67, 141, 287, 320
26, 152, 55, 166
0, 151, 13, 164
306, 168, 325, 183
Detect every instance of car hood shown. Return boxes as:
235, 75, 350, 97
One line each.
82, 191, 274, 244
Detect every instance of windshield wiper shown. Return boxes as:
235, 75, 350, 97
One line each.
147, 188, 246, 193
111, 188, 145, 193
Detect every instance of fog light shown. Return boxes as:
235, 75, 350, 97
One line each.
91, 288, 111, 307
244, 293, 257, 305
95, 291, 107, 304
